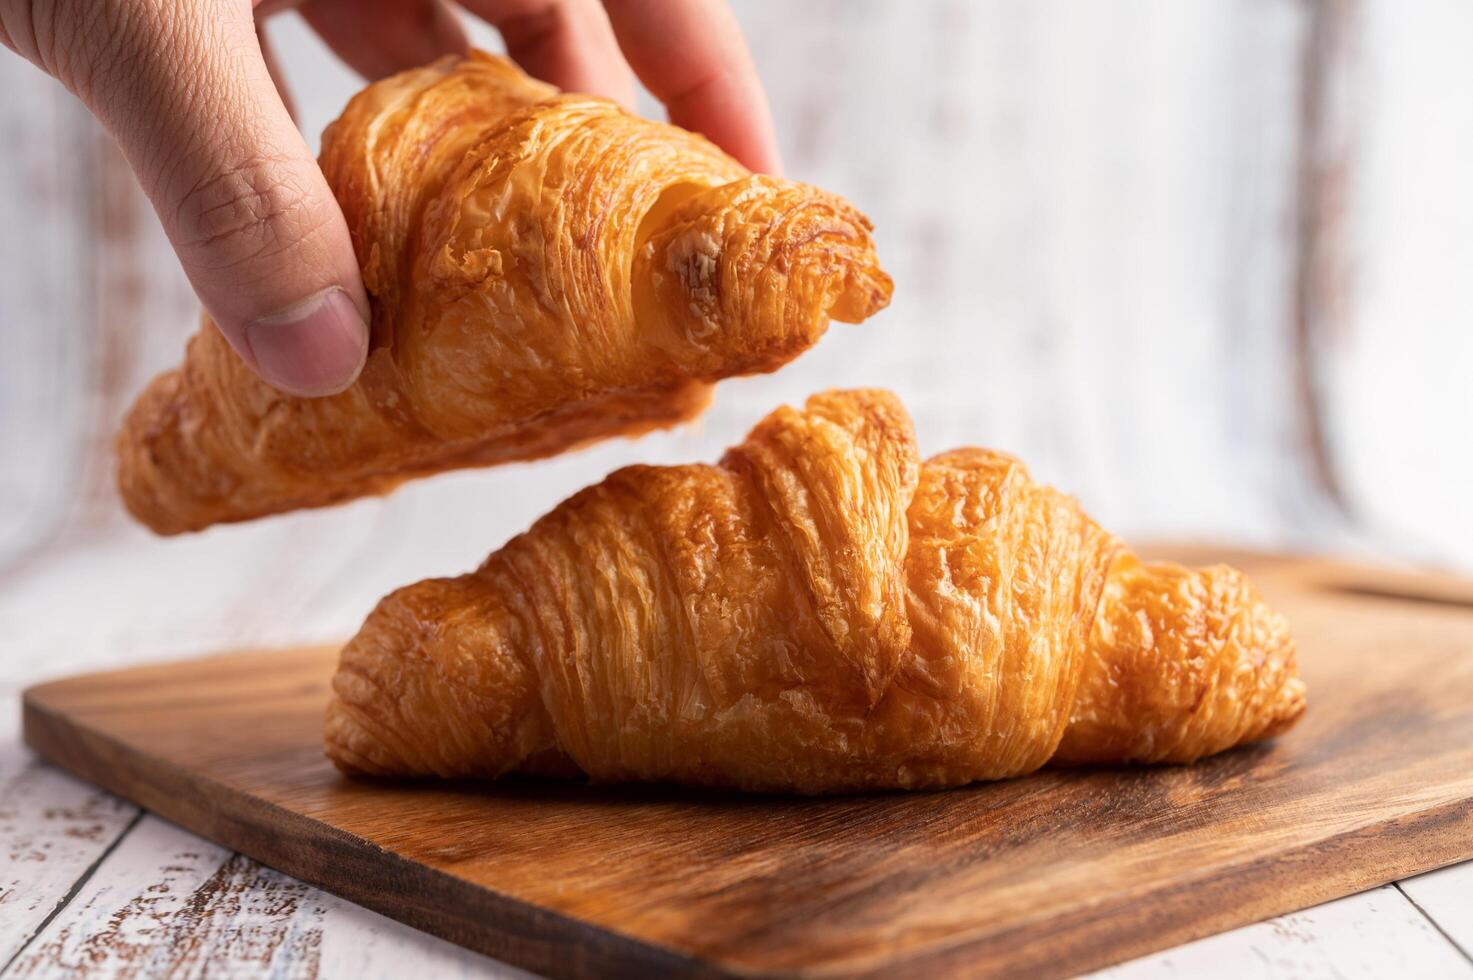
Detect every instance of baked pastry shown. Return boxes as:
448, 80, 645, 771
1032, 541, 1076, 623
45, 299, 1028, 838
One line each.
326, 389, 1306, 794
116, 52, 892, 534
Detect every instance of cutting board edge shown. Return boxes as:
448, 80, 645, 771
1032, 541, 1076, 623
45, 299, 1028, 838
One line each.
860, 798, 1473, 979
23, 669, 1473, 980
20, 689, 734, 980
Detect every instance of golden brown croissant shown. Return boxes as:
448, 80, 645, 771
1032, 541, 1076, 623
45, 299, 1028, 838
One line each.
326, 389, 1305, 794
116, 52, 892, 534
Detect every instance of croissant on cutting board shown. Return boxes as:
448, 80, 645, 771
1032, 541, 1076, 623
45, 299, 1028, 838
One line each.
326, 389, 1306, 794
116, 52, 891, 535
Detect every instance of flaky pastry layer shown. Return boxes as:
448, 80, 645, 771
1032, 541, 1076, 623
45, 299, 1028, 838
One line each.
117, 52, 892, 534
327, 389, 1306, 794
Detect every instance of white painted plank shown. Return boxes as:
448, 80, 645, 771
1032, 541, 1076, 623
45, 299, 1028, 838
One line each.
1401, 863, 1473, 963
4, 815, 520, 979
1325, 0, 1473, 572
717, 0, 1329, 547
0, 740, 138, 969
0, 61, 95, 566
1094, 884, 1473, 979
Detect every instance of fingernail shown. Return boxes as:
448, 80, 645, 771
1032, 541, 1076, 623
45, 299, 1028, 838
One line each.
243, 287, 369, 397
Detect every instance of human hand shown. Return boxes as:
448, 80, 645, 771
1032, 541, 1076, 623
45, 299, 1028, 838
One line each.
0, 0, 780, 396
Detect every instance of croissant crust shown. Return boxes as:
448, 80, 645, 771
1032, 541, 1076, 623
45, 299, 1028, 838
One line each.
116, 52, 892, 534
326, 389, 1306, 794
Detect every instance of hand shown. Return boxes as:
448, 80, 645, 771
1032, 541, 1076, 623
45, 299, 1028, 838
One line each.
0, 0, 781, 396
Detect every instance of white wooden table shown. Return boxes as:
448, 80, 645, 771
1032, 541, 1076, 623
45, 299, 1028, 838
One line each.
3, 0, 1472, 975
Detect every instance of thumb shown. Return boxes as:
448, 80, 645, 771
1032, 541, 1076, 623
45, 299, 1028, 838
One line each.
82, 0, 369, 396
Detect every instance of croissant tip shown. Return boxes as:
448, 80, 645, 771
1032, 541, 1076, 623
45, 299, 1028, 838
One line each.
1267, 676, 1309, 736
324, 696, 401, 777
832, 267, 895, 324
115, 371, 196, 537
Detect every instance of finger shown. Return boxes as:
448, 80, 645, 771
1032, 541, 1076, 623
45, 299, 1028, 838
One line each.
456, 0, 635, 107
601, 0, 781, 174
85, 1, 369, 396
300, 0, 468, 81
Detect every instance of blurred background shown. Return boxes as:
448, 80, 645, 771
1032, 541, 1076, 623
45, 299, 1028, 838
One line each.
1, 0, 1470, 676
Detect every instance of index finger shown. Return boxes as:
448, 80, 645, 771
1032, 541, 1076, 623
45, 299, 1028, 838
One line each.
600, 0, 782, 174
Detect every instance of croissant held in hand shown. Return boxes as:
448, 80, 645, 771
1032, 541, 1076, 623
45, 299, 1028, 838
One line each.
116, 52, 892, 535
326, 389, 1306, 794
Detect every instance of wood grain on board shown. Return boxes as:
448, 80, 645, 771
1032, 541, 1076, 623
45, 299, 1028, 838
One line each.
19, 551, 1473, 979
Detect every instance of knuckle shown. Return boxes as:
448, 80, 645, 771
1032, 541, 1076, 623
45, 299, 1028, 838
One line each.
172, 156, 326, 275
3, 0, 74, 80
0, 0, 40, 60
4, 0, 206, 122
6, 0, 138, 98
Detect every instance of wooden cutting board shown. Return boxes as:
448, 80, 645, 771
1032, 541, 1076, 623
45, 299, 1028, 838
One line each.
21, 549, 1473, 979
